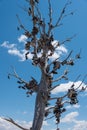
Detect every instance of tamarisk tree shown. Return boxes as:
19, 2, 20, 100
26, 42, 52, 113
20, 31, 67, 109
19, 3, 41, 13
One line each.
4, 0, 87, 130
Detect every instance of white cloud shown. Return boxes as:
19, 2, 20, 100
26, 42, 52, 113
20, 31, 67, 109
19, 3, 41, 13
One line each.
73, 120, 87, 130
43, 121, 49, 126
1, 114, 87, 130
17, 120, 32, 128
1, 41, 16, 49
18, 35, 27, 43
61, 111, 87, 130
8, 48, 21, 56
61, 111, 79, 123
49, 51, 60, 60
0, 117, 32, 130
8, 49, 33, 61
80, 93, 87, 97
66, 104, 80, 110
51, 40, 67, 53
1, 41, 33, 61
0, 117, 50, 130
52, 81, 86, 94
51, 40, 59, 47
56, 45, 68, 53
1, 39, 68, 62
49, 40, 68, 60
8, 49, 26, 61
0, 117, 19, 130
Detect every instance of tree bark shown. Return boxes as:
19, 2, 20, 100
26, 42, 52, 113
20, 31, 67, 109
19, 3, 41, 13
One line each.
32, 71, 48, 130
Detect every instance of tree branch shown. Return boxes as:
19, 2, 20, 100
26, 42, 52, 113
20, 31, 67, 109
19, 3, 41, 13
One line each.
54, 0, 72, 28
49, 75, 81, 99
75, 74, 87, 90
8, 67, 28, 84
60, 34, 77, 45
52, 70, 68, 83
49, 94, 67, 101
61, 50, 73, 65
48, 57, 60, 68
49, 84, 60, 92
44, 115, 54, 121
3, 118, 29, 130
48, 48, 73, 70
45, 106, 54, 111
78, 84, 87, 94
62, 10, 76, 19
16, 14, 28, 31
51, 75, 64, 83
48, 0, 53, 36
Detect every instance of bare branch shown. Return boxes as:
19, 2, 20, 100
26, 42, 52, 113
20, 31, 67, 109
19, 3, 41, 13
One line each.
42, 18, 46, 34
48, 0, 53, 35
49, 97, 58, 100
61, 74, 81, 98
75, 74, 87, 90
47, 50, 72, 75
48, 57, 60, 68
49, 95, 66, 101
69, 74, 81, 88
52, 74, 64, 83
45, 106, 54, 111
60, 34, 77, 45
30, 0, 35, 18
78, 84, 87, 93
3, 118, 29, 130
44, 115, 54, 121
54, 0, 72, 28
52, 70, 68, 83
61, 50, 73, 65
8, 67, 28, 84
62, 10, 76, 19
50, 74, 81, 99
49, 69, 69, 91
49, 84, 60, 92
35, 5, 41, 19
16, 14, 28, 31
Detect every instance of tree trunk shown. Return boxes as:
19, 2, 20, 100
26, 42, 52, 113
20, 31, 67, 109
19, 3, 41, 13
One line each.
32, 71, 48, 130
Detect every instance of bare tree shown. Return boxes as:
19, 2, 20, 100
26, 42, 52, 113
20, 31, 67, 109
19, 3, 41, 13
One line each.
4, 0, 87, 130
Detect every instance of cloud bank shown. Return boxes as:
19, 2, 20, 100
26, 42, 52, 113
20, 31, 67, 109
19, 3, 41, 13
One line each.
0, 117, 49, 130
61, 111, 87, 130
1, 36, 68, 61
52, 81, 86, 94
1, 111, 87, 130
0, 40, 33, 61
0, 117, 32, 130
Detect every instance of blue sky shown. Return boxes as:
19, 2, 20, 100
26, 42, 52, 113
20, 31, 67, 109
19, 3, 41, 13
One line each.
0, 0, 87, 130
